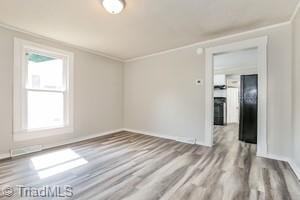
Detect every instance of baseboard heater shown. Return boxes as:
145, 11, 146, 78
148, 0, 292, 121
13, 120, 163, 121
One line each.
10, 145, 43, 157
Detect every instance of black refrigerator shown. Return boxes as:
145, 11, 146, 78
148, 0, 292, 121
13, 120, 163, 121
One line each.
239, 74, 258, 144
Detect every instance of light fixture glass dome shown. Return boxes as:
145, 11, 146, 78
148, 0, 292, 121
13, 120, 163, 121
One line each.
102, 0, 125, 14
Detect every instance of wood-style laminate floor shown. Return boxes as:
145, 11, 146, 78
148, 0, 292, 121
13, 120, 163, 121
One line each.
0, 124, 300, 200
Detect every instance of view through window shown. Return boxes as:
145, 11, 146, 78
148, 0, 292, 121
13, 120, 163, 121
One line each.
26, 53, 65, 130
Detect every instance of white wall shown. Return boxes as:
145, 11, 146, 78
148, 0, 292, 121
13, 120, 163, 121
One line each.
214, 74, 227, 97
124, 47, 204, 142
0, 20, 295, 163
292, 8, 300, 172
0, 26, 124, 155
124, 24, 293, 158
214, 74, 226, 85
214, 48, 257, 70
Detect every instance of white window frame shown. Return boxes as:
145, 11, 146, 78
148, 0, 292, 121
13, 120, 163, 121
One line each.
14, 38, 74, 141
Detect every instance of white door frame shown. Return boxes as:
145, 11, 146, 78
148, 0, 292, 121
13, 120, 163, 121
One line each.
204, 36, 268, 157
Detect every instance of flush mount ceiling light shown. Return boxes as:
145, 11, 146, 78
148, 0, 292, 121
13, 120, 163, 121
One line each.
102, 0, 126, 14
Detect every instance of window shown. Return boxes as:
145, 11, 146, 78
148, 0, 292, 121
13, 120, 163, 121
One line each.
14, 38, 74, 141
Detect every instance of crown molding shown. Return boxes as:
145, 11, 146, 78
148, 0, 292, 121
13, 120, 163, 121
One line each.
126, 1, 300, 62
0, 22, 124, 62
125, 21, 290, 62
290, 0, 300, 22
2, 1, 299, 64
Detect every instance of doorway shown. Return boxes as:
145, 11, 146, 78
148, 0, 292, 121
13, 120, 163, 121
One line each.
213, 48, 258, 145
205, 37, 268, 157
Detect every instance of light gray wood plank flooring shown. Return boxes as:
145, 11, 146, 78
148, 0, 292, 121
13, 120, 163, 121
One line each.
0, 124, 299, 200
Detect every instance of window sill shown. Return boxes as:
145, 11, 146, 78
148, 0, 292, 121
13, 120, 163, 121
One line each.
13, 126, 74, 141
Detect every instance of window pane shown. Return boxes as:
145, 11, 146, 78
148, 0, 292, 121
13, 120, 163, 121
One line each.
27, 91, 64, 129
27, 53, 64, 90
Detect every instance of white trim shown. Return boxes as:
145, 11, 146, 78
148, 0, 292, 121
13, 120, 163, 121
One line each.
0, 153, 10, 160
0, 20, 292, 63
290, 0, 300, 22
13, 38, 74, 140
3, 128, 300, 180
204, 37, 268, 156
257, 153, 289, 162
125, 22, 289, 63
258, 153, 300, 180
124, 129, 210, 147
42, 129, 124, 150
195, 140, 210, 147
0, 22, 123, 62
7, 129, 123, 159
204, 47, 214, 147
10, 145, 43, 157
289, 159, 300, 180
123, 128, 197, 144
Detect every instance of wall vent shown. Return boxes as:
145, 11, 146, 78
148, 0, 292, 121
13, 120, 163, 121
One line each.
10, 145, 43, 157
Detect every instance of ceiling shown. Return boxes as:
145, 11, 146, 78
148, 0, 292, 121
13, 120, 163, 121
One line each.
0, 0, 298, 60
214, 48, 258, 70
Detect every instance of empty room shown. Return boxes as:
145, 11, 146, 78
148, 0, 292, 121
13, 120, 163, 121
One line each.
1, 0, 300, 199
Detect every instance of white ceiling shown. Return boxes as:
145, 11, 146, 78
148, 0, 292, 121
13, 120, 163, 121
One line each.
214, 48, 258, 69
0, 0, 298, 60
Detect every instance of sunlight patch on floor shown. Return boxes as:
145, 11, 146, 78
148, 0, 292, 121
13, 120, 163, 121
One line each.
31, 148, 88, 179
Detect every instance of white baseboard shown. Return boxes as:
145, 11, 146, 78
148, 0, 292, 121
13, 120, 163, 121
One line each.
3, 128, 300, 181
10, 145, 43, 157
123, 128, 196, 145
195, 140, 211, 147
257, 153, 300, 180
288, 159, 300, 180
4, 129, 123, 159
257, 153, 289, 162
43, 129, 124, 150
0, 153, 10, 160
